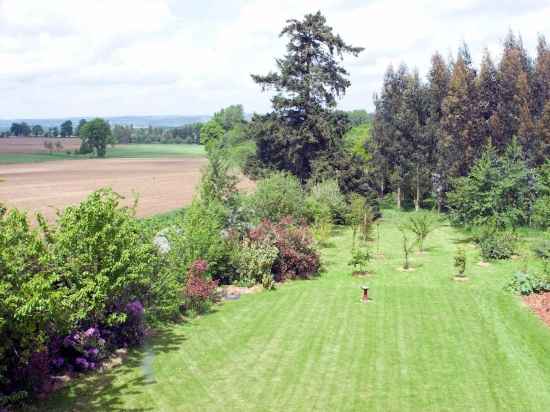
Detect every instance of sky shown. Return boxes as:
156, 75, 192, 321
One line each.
0, 0, 549, 119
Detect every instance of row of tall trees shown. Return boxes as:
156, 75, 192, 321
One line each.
372, 31, 550, 210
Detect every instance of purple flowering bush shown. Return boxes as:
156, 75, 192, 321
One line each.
1, 190, 180, 407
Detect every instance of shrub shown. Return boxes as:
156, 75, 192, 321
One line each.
169, 197, 230, 281
476, 226, 517, 260
532, 196, 550, 229
349, 246, 372, 274
508, 271, 550, 295
245, 172, 305, 222
0, 190, 176, 406
310, 206, 333, 247
0, 208, 54, 404
46, 189, 165, 329
249, 218, 320, 281
533, 240, 550, 275
230, 239, 278, 286
347, 194, 375, 249
447, 142, 536, 229
306, 179, 349, 223
184, 260, 219, 314
454, 247, 466, 277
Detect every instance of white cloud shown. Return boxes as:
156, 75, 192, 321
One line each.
0, 0, 549, 118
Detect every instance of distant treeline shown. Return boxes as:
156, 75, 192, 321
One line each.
111, 123, 203, 144
1, 110, 371, 146
0, 120, 84, 138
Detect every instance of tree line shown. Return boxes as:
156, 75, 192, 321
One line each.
2, 119, 88, 138
370, 31, 550, 210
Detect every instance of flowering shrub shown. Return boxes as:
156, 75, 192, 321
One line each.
184, 260, 219, 313
231, 238, 278, 286
60, 327, 107, 372
249, 218, 320, 281
0, 190, 179, 406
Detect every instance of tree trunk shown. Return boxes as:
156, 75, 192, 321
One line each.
414, 167, 420, 211
396, 186, 401, 209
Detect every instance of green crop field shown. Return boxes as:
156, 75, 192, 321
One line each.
0, 144, 205, 165
38, 209, 550, 412
104, 144, 205, 158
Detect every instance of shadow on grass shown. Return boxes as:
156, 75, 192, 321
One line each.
36, 327, 188, 412
451, 236, 475, 245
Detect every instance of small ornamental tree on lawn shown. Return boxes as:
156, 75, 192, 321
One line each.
349, 245, 372, 275
403, 212, 437, 252
454, 247, 467, 278
399, 226, 415, 270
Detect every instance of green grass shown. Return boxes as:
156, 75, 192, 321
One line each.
0, 144, 205, 165
104, 144, 205, 158
0, 152, 76, 164
38, 210, 550, 411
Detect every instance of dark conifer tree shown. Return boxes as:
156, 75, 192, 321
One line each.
247, 11, 363, 182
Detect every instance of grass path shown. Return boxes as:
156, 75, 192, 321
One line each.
40, 210, 550, 411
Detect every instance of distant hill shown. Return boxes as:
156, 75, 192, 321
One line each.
0, 115, 211, 131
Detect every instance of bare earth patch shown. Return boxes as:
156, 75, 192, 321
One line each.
0, 157, 253, 222
523, 292, 550, 327
0, 137, 81, 153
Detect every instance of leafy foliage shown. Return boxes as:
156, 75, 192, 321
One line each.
306, 179, 349, 224
476, 225, 518, 260
245, 172, 305, 222
402, 212, 437, 252
184, 260, 219, 314
79, 118, 111, 158
454, 247, 467, 277
249, 218, 320, 282
0, 190, 178, 405
532, 195, 550, 229
349, 246, 372, 274
230, 239, 278, 287
448, 143, 537, 228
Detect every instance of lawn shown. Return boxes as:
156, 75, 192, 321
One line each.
0, 144, 205, 164
37, 210, 550, 411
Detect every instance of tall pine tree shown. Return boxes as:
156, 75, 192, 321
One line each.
247, 11, 363, 181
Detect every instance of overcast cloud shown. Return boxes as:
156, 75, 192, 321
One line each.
0, 0, 549, 118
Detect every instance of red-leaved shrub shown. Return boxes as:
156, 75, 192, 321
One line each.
249, 217, 320, 281
184, 260, 219, 313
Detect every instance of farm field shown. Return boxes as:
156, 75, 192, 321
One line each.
0, 156, 249, 222
38, 210, 550, 412
0, 139, 205, 164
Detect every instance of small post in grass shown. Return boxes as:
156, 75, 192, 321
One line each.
361, 285, 369, 303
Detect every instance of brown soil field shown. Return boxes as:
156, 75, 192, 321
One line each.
0, 137, 81, 153
0, 157, 253, 222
